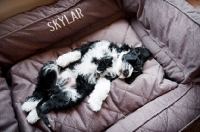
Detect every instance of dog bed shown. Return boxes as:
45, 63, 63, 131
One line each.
9, 19, 177, 131
0, 0, 200, 131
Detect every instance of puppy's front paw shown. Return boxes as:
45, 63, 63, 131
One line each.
87, 98, 102, 112
26, 109, 40, 124
56, 56, 67, 68
56, 51, 81, 68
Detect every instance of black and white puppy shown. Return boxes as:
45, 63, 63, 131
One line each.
21, 40, 151, 127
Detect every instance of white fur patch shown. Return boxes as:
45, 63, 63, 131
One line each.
88, 77, 111, 111
56, 50, 81, 68
26, 108, 40, 124
22, 100, 40, 112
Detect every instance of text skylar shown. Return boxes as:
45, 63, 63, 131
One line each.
47, 8, 84, 31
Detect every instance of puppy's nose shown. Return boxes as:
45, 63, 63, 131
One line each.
123, 69, 129, 77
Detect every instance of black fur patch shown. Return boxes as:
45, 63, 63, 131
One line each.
92, 56, 113, 73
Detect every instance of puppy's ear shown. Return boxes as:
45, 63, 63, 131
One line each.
122, 52, 137, 65
141, 48, 152, 60
125, 70, 142, 84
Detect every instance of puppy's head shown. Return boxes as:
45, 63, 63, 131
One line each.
123, 47, 152, 71
122, 47, 152, 84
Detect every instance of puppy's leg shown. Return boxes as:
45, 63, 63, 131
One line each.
36, 90, 79, 127
22, 61, 58, 112
88, 77, 111, 111
56, 50, 81, 68
26, 95, 60, 126
26, 108, 40, 124
22, 96, 41, 112
26, 97, 57, 126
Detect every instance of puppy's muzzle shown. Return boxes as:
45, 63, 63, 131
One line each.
123, 69, 129, 77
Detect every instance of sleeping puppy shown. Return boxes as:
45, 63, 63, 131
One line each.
21, 40, 151, 127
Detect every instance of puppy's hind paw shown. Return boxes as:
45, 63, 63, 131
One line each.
43, 61, 58, 75
22, 101, 39, 112
26, 109, 40, 124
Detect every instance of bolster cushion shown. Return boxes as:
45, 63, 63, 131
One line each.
0, 0, 123, 69
124, 0, 200, 83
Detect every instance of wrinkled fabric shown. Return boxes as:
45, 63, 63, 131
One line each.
135, 84, 200, 132
0, 70, 19, 132
107, 84, 200, 132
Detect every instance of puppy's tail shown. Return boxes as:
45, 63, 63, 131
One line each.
36, 101, 51, 128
